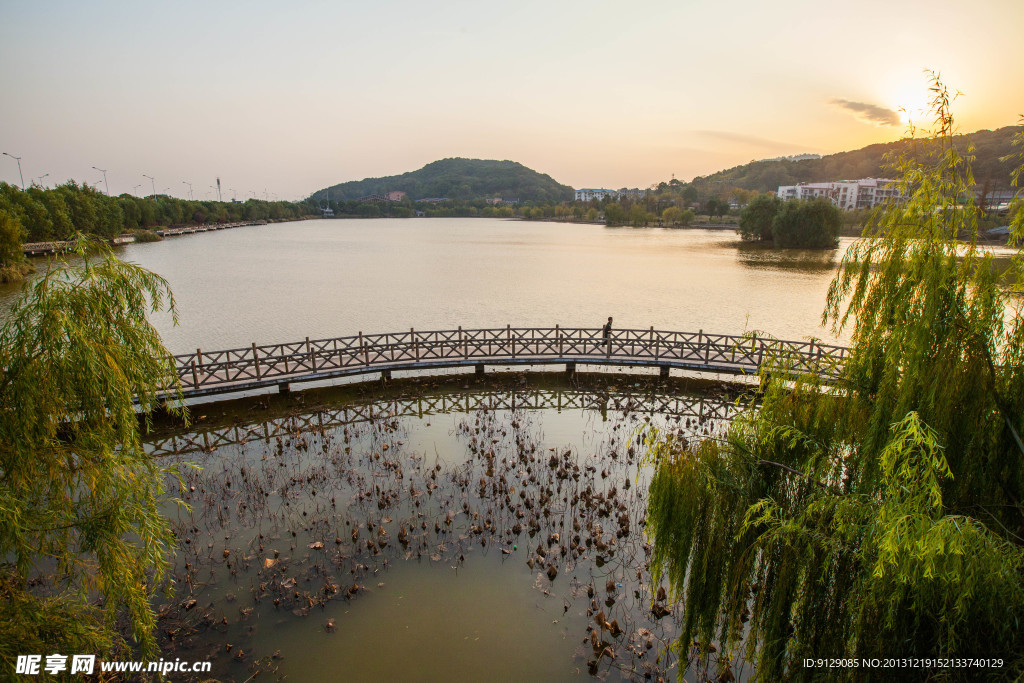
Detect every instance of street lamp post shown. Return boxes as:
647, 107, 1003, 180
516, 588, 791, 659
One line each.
133, 184, 142, 196
3, 152, 25, 189
182, 181, 192, 200
92, 166, 109, 195
35, 173, 49, 188
143, 174, 156, 196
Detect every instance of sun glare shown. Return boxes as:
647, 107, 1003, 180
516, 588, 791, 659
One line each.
890, 82, 934, 128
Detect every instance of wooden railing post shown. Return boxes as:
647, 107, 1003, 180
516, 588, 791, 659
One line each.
507, 324, 513, 358
191, 360, 199, 388
459, 326, 466, 358
252, 343, 261, 380
306, 337, 316, 370
652, 326, 659, 360
412, 328, 419, 360
360, 331, 368, 365
556, 324, 562, 355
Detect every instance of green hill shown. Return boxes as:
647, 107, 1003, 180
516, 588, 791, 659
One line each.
311, 158, 574, 202
689, 125, 1019, 193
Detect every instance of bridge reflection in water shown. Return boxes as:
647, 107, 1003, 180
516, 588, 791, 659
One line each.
172, 326, 846, 400
146, 385, 740, 457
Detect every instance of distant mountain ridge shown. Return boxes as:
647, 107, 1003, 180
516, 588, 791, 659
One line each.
692, 125, 1019, 192
311, 158, 574, 202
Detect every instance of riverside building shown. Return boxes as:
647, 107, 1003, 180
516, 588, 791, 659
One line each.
776, 178, 903, 210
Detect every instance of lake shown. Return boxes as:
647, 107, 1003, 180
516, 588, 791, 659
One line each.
4, 218, 864, 681
88, 218, 852, 352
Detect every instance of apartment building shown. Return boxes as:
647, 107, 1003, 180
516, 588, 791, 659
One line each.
574, 187, 648, 202
777, 178, 902, 210
574, 188, 618, 202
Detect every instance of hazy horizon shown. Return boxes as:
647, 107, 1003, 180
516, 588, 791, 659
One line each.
2, 0, 1022, 200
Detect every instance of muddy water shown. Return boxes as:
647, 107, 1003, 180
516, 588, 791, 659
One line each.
151, 378, 744, 681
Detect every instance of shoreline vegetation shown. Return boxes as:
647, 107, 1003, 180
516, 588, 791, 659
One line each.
0, 181, 317, 282
2, 180, 1011, 285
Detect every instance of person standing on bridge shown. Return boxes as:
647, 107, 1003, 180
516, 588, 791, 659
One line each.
601, 317, 613, 354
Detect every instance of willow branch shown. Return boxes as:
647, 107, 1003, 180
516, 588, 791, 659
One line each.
756, 459, 838, 493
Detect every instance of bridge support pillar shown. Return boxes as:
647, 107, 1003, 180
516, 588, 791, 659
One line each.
565, 362, 576, 376
381, 370, 392, 381
659, 365, 670, 379
475, 363, 485, 375
278, 382, 290, 394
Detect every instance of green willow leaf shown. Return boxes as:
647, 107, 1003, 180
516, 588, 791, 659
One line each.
0, 234, 188, 667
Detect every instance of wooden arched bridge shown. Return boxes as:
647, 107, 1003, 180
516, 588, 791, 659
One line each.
171, 326, 847, 400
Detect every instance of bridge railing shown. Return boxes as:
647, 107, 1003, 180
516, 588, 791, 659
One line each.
172, 327, 847, 393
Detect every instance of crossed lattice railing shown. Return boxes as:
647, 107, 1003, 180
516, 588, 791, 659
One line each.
169, 327, 847, 395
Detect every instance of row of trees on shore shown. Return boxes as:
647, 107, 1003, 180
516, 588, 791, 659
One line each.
0, 182, 318, 277
0, 182, 314, 243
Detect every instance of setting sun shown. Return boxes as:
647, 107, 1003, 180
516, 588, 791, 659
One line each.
885, 78, 937, 129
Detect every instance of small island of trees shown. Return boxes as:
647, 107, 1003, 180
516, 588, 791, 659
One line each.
738, 194, 842, 248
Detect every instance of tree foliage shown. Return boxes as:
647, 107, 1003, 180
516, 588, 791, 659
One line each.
738, 195, 841, 248
771, 198, 841, 249
0, 181, 313, 243
705, 198, 730, 218
662, 206, 695, 226
738, 194, 780, 241
0, 237, 187, 669
0, 206, 28, 278
645, 77, 1024, 680
681, 124, 1019, 194
313, 158, 574, 203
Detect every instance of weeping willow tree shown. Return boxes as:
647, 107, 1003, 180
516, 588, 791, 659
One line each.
646, 77, 1024, 681
0, 237, 187, 671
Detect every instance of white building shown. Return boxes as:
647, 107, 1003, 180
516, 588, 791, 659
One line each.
776, 178, 903, 210
574, 188, 618, 202
574, 187, 648, 202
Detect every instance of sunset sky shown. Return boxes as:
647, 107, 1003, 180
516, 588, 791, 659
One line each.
2, 0, 1021, 200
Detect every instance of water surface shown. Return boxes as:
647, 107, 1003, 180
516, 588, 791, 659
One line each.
3, 219, 860, 353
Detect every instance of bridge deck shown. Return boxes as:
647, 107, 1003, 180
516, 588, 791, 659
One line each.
170, 327, 846, 400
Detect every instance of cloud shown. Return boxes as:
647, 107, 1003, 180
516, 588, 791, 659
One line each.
695, 130, 808, 153
829, 98, 900, 126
